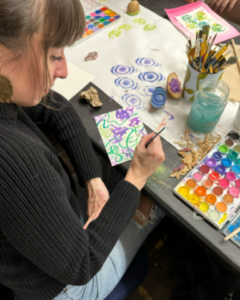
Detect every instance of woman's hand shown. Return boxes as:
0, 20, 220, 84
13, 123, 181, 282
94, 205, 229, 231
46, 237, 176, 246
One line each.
125, 132, 165, 190
209, 0, 237, 15
84, 178, 109, 229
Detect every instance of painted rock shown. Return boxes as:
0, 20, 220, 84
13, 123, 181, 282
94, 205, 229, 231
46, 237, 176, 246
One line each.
151, 87, 167, 108
127, 0, 140, 16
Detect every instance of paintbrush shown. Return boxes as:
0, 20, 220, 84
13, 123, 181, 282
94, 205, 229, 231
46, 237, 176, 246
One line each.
224, 226, 240, 241
145, 127, 166, 148
220, 56, 238, 69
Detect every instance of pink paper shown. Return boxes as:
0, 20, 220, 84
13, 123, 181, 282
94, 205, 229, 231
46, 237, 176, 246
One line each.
165, 2, 239, 44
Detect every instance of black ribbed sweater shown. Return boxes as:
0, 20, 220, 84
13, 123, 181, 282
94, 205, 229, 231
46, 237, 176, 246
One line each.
0, 92, 140, 300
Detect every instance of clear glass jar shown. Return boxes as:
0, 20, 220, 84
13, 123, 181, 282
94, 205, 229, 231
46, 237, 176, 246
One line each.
187, 80, 229, 133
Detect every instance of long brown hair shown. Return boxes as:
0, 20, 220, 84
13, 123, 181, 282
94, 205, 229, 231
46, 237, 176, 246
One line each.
0, 0, 85, 103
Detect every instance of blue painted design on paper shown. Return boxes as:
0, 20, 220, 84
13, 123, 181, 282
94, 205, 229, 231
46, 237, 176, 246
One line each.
135, 57, 160, 67
141, 86, 157, 96
114, 77, 138, 90
122, 93, 146, 111
138, 72, 165, 82
111, 65, 136, 75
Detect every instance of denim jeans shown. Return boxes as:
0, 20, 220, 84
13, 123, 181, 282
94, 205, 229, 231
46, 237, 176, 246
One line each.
54, 158, 165, 300
54, 206, 165, 300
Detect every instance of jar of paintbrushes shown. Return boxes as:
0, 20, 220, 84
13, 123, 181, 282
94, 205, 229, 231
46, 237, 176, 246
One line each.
187, 80, 229, 133
183, 26, 236, 102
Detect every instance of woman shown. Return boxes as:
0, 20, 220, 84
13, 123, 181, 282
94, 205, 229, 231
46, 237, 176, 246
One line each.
0, 0, 165, 300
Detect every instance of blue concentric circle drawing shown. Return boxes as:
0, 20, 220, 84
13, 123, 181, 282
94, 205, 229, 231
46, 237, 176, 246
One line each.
141, 86, 157, 96
138, 72, 164, 82
135, 57, 159, 67
114, 77, 138, 90
111, 65, 136, 75
122, 94, 146, 111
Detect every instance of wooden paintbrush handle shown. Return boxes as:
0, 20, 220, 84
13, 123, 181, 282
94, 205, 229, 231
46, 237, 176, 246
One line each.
224, 226, 240, 241
231, 39, 240, 73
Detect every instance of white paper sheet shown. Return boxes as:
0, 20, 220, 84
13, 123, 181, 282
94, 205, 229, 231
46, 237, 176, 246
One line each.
175, 7, 229, 36
52, 62, 94, 100
65, 0, 239, 149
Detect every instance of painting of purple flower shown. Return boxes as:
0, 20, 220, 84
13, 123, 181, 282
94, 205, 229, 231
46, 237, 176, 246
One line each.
111, 125, 128, 137
116, 109, 130, 121
129, 116, 141, 127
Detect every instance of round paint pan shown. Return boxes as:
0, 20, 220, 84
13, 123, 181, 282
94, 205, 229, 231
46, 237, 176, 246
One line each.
208, 210, 220, 222
213, 186, 223, 197
216, 202, 227, 213
222, 194, 234, 205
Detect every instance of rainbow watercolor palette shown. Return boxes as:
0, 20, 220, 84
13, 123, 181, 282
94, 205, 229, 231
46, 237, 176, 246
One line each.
174, 130, 240, 229
82, 6, 121, 42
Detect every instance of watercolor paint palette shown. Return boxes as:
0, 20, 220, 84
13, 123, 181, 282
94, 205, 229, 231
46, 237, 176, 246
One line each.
81, 3, 121, 42
223, 211, 240, 248
174, 130, 240, 229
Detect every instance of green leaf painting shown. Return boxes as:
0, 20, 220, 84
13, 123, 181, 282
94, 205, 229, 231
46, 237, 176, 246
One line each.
133, 18, 146, 25
196, 73, 208, 90
143, 24, 156, 31
94, 107, 147, 166
176, 8, 228, 36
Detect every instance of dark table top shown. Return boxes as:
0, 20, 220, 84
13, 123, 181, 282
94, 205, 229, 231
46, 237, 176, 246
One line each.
70, 0, 240, 275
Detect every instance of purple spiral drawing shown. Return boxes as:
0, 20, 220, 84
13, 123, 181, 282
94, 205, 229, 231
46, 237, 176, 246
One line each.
114, 77, 138, 90
111, 65, 136, 75
135, 57, 160, 67
122, 93, 146, 111
138, 72, 165, 82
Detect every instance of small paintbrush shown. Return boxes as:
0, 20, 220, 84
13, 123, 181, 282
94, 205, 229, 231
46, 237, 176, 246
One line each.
146, 127, 166, 148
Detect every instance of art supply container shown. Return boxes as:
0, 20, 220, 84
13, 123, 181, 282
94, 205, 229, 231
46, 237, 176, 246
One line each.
234, 103, 240, 131
226, 171, 236, 182
234, 145, 240, 153
212, 151, 222, 161
199, 165, 209, 174
188, 194, 199, 205
206, 158, 216, 168
209, 210, 220, 222
222, 158, 232, 168
178, 186, 189, 198
209, 171, 220, 181
232, 165, 240, 175
187, 80, 229, 133
219, 178, 230, 189
227, 150, 238, 161
206, 194, 217, 206
213, 187, 223, 197
183, 63, 224, 103
215, 165, 226, 176
216, 202, 227, 213
193, 172, 203, 182
229, 187, 240, 198
225, 139, 234, 147
235, 179, 240, 188
195, 186, 207, 199
222, 194, 234, 205
203, 179, 213, 190
199, 202, 209, 213
186, 179, 197, 190
219, 145, 229, 154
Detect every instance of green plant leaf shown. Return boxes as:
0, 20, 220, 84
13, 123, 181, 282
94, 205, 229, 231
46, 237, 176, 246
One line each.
218, 73, 223, 80
184, 67, 191, 83
185, 88, 194, 94
197, 73, 208, 90
189, 95, 195, 102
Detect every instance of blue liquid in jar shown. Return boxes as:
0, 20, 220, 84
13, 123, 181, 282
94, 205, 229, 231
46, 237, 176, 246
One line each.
187, 92, 226, 133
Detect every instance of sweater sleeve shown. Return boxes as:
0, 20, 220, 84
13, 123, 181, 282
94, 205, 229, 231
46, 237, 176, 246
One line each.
23, 91, 101, 185
0, 139, 140, 285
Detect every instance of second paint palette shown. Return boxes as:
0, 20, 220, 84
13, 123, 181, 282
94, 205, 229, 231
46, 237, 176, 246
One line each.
174, 130, 240, 229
